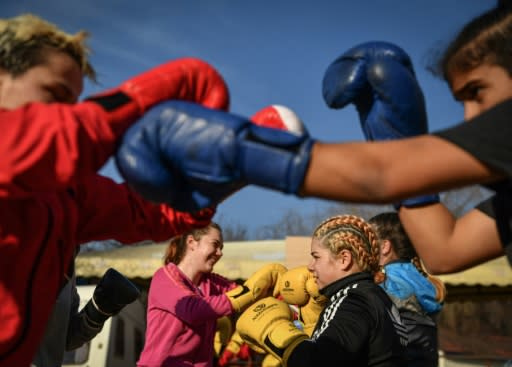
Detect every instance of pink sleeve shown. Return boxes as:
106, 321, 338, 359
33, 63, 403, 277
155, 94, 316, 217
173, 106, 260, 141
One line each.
150, 266, 233, 326
208, 272, 238, 293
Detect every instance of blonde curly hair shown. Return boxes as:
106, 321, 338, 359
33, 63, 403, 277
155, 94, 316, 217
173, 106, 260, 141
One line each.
313, 214, 385, 284
0, 13, 96, 81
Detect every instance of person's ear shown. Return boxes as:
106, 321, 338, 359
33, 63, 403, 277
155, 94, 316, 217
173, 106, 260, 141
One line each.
186, 234, 197, 250
0, 68, 8, 90
0, 68, 10, 104
0, 68, 9, 81
380, 239, 398, 265
338, 249, 353, 271
380, 239, 392, 256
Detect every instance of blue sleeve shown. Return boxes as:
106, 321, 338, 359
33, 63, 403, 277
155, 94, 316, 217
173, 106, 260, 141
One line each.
382, 263, 442, 314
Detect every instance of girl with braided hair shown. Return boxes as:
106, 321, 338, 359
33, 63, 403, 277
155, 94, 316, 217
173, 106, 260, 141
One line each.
234, 214, 408, 366
300, 214, 408, 366
369, 212, 445, 367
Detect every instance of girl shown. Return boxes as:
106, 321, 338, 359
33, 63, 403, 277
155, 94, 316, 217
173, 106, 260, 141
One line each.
137, 223, 236, 367
138, 222, 286, 367
370, 212, 446, 367
236, 214, 408, 366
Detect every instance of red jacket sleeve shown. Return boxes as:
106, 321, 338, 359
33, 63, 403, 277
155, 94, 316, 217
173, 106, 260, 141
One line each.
0, 101, 132, 198
74, 174, 215, 244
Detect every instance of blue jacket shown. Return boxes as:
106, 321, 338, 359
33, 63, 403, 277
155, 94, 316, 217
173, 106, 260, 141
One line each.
381, 261, 442, 315
380, 261, 443, 367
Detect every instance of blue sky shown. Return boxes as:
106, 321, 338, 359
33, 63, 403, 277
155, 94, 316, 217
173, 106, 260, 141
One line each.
3, 0, 495, 236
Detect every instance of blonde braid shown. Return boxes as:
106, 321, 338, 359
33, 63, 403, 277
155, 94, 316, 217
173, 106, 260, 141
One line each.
411, 256, 427, 277
313, 214, 385, 283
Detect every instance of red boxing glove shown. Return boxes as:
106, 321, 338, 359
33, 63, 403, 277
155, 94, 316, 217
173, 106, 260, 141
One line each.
218, 349, 236, 367
250, 104, 307, 135
218, 339, 252, 366
189, 206, 217, 227
85, 57, 230, 136
238, 343, 252, 360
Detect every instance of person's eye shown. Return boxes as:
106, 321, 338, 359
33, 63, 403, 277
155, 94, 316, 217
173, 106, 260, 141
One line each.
467, 84, 484, 101
45, 86, 71, 103
44, 87, 61, 102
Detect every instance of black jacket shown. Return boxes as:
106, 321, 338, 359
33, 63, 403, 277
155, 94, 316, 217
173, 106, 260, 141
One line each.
288, 272, 407, 366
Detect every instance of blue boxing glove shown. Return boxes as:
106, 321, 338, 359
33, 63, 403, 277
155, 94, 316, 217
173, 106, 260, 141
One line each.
115, 101, 314, 212
322, 41, 439, 208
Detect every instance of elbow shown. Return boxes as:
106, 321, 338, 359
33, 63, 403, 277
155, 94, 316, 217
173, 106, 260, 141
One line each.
422, 259, 461, 275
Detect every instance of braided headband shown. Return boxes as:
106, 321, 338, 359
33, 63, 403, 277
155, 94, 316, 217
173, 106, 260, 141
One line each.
324, 225, 373, 255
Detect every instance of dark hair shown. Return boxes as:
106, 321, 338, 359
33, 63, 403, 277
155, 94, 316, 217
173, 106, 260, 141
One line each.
368, 212, 418, 261
431, 3, 512, 82
164, 222, 222, 265
369, 212, 447, 302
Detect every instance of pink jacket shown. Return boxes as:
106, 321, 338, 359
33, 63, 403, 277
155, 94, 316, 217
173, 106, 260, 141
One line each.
138, 263, 236, 367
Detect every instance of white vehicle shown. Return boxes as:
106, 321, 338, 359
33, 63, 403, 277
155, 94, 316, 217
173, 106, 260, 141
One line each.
62, 285, 146, 367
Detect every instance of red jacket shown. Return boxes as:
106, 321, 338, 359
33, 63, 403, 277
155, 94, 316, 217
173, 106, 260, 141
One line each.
0, 102, 213, 367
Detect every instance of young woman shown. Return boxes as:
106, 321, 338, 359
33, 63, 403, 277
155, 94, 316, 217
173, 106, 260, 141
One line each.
137, 222, 287, 367
236, 214, 408, 366
137, 223, 236, 367
394, 1, 512, 274
369, 212, 446, 367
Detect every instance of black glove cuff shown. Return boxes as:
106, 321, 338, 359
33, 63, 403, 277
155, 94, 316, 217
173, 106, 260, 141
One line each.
93, 268, 141, 315
84, 299, 110, 326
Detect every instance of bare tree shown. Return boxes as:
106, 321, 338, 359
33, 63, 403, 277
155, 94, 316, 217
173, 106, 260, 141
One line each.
311, 202, 393, 222
256, 209, 314, 239
251, 185, 492, 240
222, 222, 249, 241
216, 214, 249, 241
253, 203, 392, 240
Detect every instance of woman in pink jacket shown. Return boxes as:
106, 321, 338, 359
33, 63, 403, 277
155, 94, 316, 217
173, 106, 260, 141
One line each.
137, 222, 237, 367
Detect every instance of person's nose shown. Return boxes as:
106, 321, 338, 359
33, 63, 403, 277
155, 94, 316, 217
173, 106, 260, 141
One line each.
307, 259, 314, 272
463, 102, 481, 121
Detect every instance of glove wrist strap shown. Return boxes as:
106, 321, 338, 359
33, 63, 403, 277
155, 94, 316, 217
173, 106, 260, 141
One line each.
240, 133, 314, 194
92, 297, 113, 316
394, 194, 440, 210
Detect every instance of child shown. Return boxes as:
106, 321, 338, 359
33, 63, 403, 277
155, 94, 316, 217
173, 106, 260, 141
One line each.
370, 212, 446, 367
235, 214, 407, 366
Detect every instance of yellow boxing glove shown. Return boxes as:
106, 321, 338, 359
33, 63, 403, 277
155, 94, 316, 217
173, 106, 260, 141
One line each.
214, 316, 233, 357
300, 276, 327, 336
226, 263, 287, 312
237, 297, 308, 365
262, 353, 282, 367
276, 266, 312, 306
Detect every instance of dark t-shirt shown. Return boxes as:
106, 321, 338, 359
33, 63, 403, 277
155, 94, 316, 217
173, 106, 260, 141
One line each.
434, 99, 512, 176
434, 99, 512, 264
